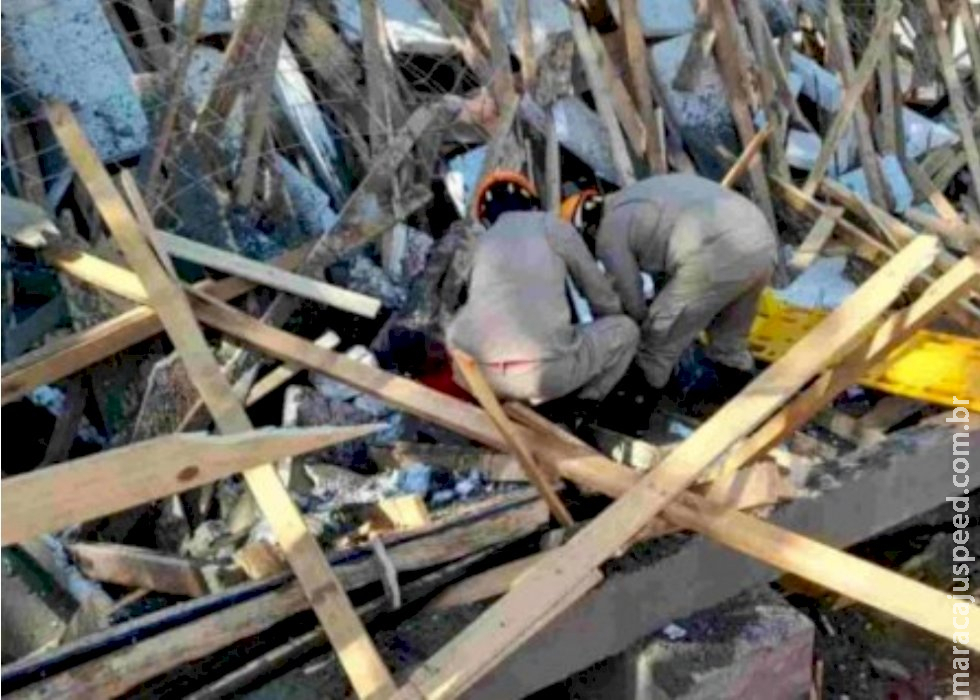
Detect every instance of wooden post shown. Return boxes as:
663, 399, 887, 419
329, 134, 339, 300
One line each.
46, 103, 396, 700
802, 0, 903, 195
451, 350, 574, 527
569, 10, 636, 185
706, 0, 776, 227
925, 0, 980, 207
826, 0, 891, 210
619, 0, 667, 172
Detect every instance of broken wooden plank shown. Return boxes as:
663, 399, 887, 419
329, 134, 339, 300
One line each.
46, 102, 396, 700
720, 122, 775, 189
801, 0, 904, 195
903, 156, 966, 225
875, 0, 899, 155
569, 9, 636, 185
825, 0, 891, 210
392, 235, 940, 699
375, 495, 432, 530
925, 0, 980, 206
39, 377, 87, 466
1, 425, 382, 547
719, 252, 979, 474
10, 496, 548, 699
618, 0, 667, 172
706, 0, 775, 226
451, 349, 572, 526
68, 543, 209, 597
157, 230, 381, 318
790, 206, 843, 271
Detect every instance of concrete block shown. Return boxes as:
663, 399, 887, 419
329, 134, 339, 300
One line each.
4, 0, 149, 163
563, 587, 815, 700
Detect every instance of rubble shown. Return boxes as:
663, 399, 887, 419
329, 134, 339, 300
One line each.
2, 0, 978, 697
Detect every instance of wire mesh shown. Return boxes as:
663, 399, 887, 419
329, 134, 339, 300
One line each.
0, 0, 503, 250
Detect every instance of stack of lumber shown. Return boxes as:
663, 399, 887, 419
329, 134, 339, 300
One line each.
1, 0, 979, 697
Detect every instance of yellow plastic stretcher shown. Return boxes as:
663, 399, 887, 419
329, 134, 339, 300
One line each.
748, 289, 980, 409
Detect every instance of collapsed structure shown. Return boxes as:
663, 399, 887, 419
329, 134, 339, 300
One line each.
1, 0, 979, 697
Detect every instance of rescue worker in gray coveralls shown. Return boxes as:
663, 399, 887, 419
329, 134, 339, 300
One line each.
447, 170, 640, 404
561, 173, 777, 394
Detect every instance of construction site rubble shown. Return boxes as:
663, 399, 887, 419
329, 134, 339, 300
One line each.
1, 0, 979, 697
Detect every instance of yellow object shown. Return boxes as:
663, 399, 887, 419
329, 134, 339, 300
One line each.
559, 189, 599, 225
749, 289, 980, 409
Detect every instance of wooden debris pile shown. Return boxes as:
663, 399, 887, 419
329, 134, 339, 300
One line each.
1, 0, 979, 697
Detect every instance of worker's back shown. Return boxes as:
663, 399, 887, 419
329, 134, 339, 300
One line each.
447, 211, 579, 363
601, 173, 776, 275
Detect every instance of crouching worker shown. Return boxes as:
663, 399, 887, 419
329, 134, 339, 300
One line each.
562, 173, 777, 396
447, 171, 640, 405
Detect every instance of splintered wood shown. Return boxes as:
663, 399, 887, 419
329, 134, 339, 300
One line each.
4, 1, 980, 697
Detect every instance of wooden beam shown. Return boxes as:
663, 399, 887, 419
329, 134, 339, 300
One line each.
1, 425, 381, 547
875, 0, 899, 155
451, 350, 573, 526
46, 103, 396, 700
802, 0, 903, 195
720, 122, 775, 189
706, 0, 775, 226
826, 0, 891, 209
719, 252, 979, 474
618, 0, 667, 172
0, 239, 310, 405
569, 9, 635, 185
925, 0, 980, 207
156, 231, 381, 318
790, 206, 842, 271
392, 235, 940, 699
68, 543, 210, 597
903, 155, 967, 225
958, 0, 980, 104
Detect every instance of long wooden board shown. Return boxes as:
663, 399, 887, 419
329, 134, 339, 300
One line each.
157, 230, 381, 318
46, 102, 396, 700
1, 425, 381, 546
392, 234, 939, 698
0, 245, 308, 405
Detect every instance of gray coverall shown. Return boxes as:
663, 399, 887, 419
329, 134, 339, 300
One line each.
447, 211, 639, 403
594, 174, 777, 389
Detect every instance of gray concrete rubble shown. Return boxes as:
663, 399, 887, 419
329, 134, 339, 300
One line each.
562, 586, 815, 700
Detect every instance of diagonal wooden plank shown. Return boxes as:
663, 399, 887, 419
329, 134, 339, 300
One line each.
391, 234, 939, 699
45, 102, 396, 700
925, 0, 980, 207
719, 251, 980, 474
2, 425, 382, 546
802, 0, 902, 195
826, 0, 891, 209
156, 230, 381, 318
451, 350, 573, 526
790, 206, 842, 270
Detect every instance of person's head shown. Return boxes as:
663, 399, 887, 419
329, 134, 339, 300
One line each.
560, 189, 605, 243
473, 170, 540, 226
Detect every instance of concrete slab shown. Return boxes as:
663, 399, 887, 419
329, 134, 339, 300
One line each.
562, 587, 815, 700
3, 0, 149, 162
467, 423, 971, 698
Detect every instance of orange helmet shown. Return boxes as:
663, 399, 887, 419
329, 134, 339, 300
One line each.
472, 169, 539, 224
560, 189, 603, 233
